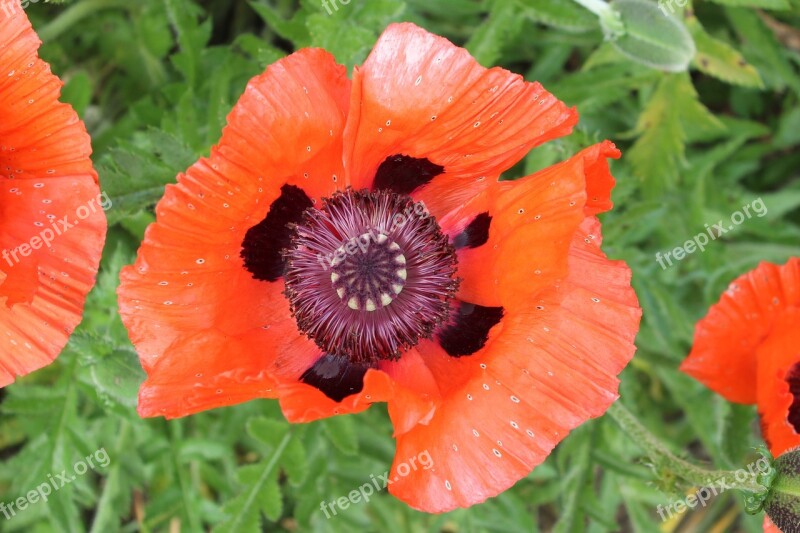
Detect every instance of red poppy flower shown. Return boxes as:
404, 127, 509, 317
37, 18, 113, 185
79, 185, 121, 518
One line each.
118, 23, 641, 511
681, 258, 800, 462
0, 8, 106, 386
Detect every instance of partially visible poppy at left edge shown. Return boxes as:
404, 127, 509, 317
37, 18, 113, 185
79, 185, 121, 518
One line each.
0, 9, 106, 385
681, 258, 800, 532
118, 23, 642, 511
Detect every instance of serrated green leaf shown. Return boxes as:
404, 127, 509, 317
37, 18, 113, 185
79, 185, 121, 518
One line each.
97, 128, 197, 224
628, 75, 687, 192
322, 415, 359, 456
246, 417, 289, 448
249, 0, 311, 44
214, 431, 292, 532
165, 0, 212, 86
551, 63, 658, 111
628, 73, 725, 193
727, 7, 800, 95
282, 438, 309, 487
89, 350, 145, 409
517, 0, 597, 33
687, 16, 763, 87
465, 0, 522, 66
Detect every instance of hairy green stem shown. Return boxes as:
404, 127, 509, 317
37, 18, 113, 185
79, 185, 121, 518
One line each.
607, 402, 766, 494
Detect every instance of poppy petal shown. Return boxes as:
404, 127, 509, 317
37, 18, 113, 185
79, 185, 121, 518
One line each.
764, 515, 783, 533
454, 142, 621, 308
278, 367, 395, 423
755, 309, 800, 456
388, 218, 640, 511
118, 48, 350, 416
279, 348, 442, 428
344, 23, 578, 212
0, 11, 105, 386
137, 330, 277, 418
380, 349, 440, 436
681, 258, 800, 404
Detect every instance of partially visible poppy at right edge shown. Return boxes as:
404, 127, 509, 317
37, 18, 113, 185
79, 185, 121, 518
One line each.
681, 258, 800, 532
118, 23, 642, 511
0, 9, 106, 384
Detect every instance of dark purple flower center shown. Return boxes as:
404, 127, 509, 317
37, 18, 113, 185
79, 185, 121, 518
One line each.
330, 232, 407, 311
284, 189, 458, 364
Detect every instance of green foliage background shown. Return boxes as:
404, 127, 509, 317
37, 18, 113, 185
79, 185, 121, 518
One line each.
2, 0, 800, 531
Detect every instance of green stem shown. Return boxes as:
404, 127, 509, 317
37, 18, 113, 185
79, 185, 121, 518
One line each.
606, 402, 766, 494
38, 0, 131, 42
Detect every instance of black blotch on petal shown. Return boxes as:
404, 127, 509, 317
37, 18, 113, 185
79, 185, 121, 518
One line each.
438, 302, 504, 357
372, 154, 444, 195
300, 354, 373, 402
241, 184, 313, 282
452, 213, 492, 249
786, 362, 800, 432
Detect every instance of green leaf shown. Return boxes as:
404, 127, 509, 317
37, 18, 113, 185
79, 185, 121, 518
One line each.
687, 15, 763, 87
214, 430, 293, 532
164, 0, 213, 86
248, 0, 310, 45
303, 0, 406, 68
628, 75, 687, 192
609, 0, 696, 72
550, 63, 658, 112
97, 128, 198, 224
247, 417, 289, 448
322, 415, 359, 456
61, 71, 93, 117
707, 0, 790, 8
282, 438, 309, 487
628, 73, 725, 194
465, 0, 523, 66
727, 7, 800, 95
517, 0, 597, 33
89, 349, 146, 409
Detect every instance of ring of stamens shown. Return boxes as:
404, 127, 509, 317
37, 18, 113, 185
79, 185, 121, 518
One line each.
283, 188, 459, 364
